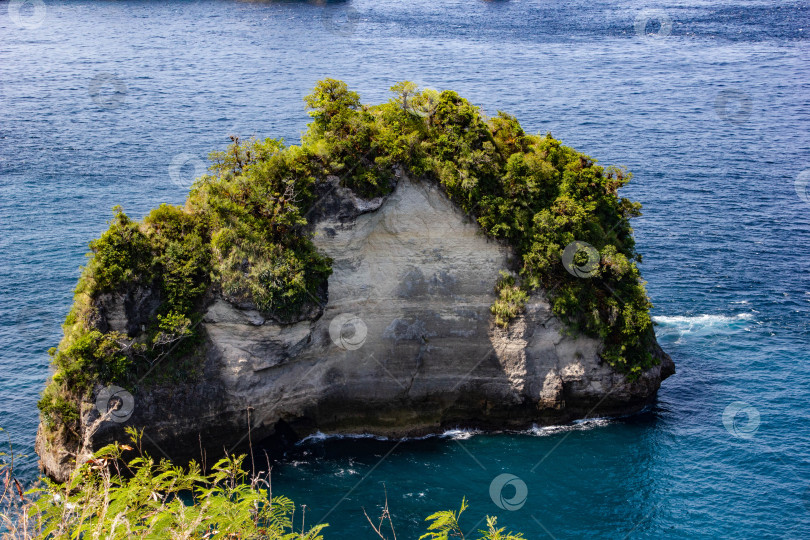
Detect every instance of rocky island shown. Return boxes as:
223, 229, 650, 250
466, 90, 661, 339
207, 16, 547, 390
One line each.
36, 80, 673, 482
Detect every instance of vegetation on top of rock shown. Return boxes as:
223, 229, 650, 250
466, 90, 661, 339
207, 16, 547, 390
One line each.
38, 78, 657, 444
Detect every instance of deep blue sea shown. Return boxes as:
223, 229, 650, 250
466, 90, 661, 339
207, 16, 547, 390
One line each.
1, 0, 809, 537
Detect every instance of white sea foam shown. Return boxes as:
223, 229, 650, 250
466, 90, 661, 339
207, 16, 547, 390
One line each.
654, 313, 753, 326
297, 431, 390, 444
298, 428, 486, 445
653, 313, 755, 343
438, 428, 482, 440
528, 417, 612, 437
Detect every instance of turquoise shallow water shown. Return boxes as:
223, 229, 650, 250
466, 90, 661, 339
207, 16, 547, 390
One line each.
1, 0, 809, 537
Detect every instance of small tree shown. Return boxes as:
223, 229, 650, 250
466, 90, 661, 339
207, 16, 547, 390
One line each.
303, 78, 361, 127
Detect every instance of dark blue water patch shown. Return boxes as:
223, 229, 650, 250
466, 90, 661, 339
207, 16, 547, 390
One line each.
1, 0, 809, 536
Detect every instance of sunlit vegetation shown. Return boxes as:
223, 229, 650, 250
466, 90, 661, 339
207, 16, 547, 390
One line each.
491, 272, 528, 328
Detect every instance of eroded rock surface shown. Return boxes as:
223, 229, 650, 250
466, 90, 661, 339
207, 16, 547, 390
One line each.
37, 172, 673, 481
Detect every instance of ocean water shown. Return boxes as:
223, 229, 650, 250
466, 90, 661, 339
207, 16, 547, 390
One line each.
1, 0, 809, 537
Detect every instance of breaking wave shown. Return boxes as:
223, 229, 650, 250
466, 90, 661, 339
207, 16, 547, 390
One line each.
528, 418, 613, 437
653, 313, 755, 343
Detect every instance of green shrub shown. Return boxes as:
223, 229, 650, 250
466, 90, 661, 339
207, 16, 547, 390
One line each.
3, 428, 329, 539
37, 329, 130, 431
144, 203, 211, 316
78, 207, 153, 297
37, 386, 79, 429
491, 272, 528, 328
303, 79, 395, 198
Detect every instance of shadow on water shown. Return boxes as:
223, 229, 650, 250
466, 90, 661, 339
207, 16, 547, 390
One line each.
249, 406, 666, 472
242, 408, 669, 538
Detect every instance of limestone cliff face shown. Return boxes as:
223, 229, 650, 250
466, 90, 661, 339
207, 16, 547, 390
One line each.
36, 171, 673, 482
